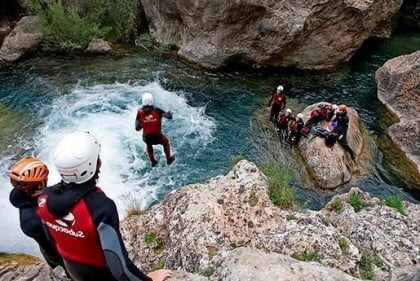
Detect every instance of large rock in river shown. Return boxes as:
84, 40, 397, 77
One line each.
298, 103, 364, 189
140, 0, 402, 70
0, 16, 41, 63
375, 51, 420, 188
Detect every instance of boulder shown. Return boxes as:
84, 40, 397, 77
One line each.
140, 0, 402, 70
375, 51, 420, 188
297, 103, 364, 189
0, 16, 41, 63
0, 261, 69, 281
121, 161, 420, 280
218, 247, 361, 281
84, 38, 112, 55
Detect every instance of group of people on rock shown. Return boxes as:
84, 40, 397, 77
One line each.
267, 85, 355, 160
8, 92, 176, 281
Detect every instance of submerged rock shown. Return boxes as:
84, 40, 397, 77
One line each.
122, 161, 419, 280
375, 51, 420, 189
297, 103, 364, 189
140, 0, 402, 70
0, 16, 41, 63
84, 38, 112, 55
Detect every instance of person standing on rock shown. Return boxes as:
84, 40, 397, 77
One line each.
286, 113, 304, 146
9, 157, 66, 272
276, 108, 294, 142
331, 105, 356, 160
37, 132, 173, 281
135, 92, 175, 167
268, 85, 286, 122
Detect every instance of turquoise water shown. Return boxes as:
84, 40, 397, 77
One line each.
0, 20, 419, 255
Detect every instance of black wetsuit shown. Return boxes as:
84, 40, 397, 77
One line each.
37, 183, 151, 281
9, 189, 64, 269
333, 112, 355, 159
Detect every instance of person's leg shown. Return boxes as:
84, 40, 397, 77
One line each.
161, 135, 175, 164
146, 143, 157, 166
339, 136, 355, 160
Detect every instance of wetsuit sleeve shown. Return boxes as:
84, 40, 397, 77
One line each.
135, 111, 142, 131
281, 96, 286, 110
155, 107, 173, 119
268, 94, 273, 107
89, 195, 152, 281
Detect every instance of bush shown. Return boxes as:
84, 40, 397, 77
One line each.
360, 253, 388, 280
347, 192, 364, 212
25, 0, 140, 51
292, 249, 319, 262
329, 198, 344, 213
384, 194, 407, 216
261, 163, 296, 209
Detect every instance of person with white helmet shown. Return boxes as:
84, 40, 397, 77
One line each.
135, 92, 175, 167
276, 108, 294, 142
286, 113, 304, 146
9, 158, 66, 272
37, 132, 173, 281
268, 85, 287, 123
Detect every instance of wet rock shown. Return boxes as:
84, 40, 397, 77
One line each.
0, 16, 41, 63
218, 247, 361, 281
298, 102, 364, 189
140, 0, 402, 70
84, 38, 112, 55
375, 51, 420, 188
0, 20, 13, 45
122, 161, 420, 280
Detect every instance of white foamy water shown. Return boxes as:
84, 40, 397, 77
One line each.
0, 81, 215, 256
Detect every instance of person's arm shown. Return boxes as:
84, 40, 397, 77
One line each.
135, 110, 142, 131
281, 96, 286, 111
268, 94, 273, 107
155, 107, 173, 119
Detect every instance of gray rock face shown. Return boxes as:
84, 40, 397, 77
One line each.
0, 16, 41, 62
140, 0, 402, 70
122, 161, 420, 280
218, 247, 361, 281
84, 38, 112, 55
375, 51, 420, 187
298, 103, 364, 189
0, 262, 69, 281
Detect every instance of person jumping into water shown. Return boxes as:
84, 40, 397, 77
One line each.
135, 92, 175, 167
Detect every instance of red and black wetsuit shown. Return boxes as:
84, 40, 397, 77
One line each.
287, 119, 304, 145
135, 105, 173, 164
268, 93, 286, 122
276, 113, 294, 141
9, 189, 64, 270
37, 183, 152, 281
304, 109, 322, 129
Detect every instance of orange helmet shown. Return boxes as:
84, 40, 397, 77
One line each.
9, 157, 49, 192
338, 104, 347, 112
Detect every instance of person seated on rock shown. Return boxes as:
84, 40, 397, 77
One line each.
9, 157, 66, 272
325, 104, 338, 121
311, 121, 339, 148
135, 92, 175, 167
286, 113, 304, 146
37, 132, 173, 281
268, 85, 286, 123
331, 105, 356, 160
276, 108, 295, 142
304, 103, 336, 131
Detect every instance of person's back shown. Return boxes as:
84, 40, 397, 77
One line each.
9, 157, 64, 270
37, 132, 173, 281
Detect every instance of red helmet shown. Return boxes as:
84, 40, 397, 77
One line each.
9, 157, 49, 192
338, 104, 347, 112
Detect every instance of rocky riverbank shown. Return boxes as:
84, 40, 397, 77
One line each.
2, 161, 418, 280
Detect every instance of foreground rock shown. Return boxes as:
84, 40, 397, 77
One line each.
84, 38, 112, 55
375, 51, 420, 188
0, 261, 69, 281
141, 0, 401, 70
122, 161, 419, 280
0, 16, 41, 62
298, 102, 364, 189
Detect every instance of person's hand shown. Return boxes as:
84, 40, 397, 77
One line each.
147, 269, 173, 281
267, 107, 271, 112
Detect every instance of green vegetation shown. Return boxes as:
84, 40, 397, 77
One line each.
247, 220, 254, 228
207, 246, 218, 258
25, 0, 141, 51
249, 192, 259, 207
321, 216, 332, 226
360, 253, 388, 280
347, 192, 364, 212
0, 252, 38, 265
286, 214, 298, 221
144, 232, 165, 255
151, 259, 165, 271
261, 163, 296, 209
329, 198, 344, 213
384, 193, 407, 216
144, 232, 157, 245
199, 267, 215, 278
291, 249, 319, 262
230, 154, 245, 167
338, 237, 350, 256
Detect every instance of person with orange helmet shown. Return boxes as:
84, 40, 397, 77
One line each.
331, 104, 355, 160
9, 157, 65, 271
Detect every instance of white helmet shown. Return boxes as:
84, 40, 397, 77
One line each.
332, 104, 338, 110
286, 108, 292, 114
297, 113, 304, 119
277, 85, 284, 92
142, 92, 154, 106
54, 132, 101, 184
